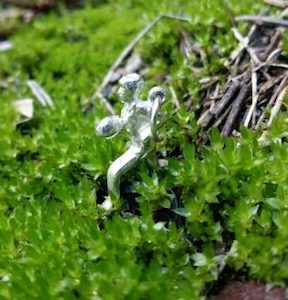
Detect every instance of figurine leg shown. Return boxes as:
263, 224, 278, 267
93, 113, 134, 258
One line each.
107, 144, 143, 198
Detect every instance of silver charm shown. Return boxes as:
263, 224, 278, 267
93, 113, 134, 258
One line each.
96, 73, 166, 203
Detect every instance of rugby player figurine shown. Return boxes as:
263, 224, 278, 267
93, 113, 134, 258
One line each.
96, 73, 166, 207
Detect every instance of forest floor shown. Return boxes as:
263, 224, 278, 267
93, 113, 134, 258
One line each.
1, 0, 288, 299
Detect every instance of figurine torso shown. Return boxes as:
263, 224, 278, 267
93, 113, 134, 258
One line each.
121, 100, 152, 143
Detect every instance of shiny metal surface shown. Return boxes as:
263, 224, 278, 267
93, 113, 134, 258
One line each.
96, 73, 166, 203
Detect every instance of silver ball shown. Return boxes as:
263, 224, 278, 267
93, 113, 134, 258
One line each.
148, 87, 166, 104
95, 116, 122, 138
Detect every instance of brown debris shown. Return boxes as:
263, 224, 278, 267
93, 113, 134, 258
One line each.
197, 11, 288, 136
222, 85, 250, 136
255, 72, 288, 129
235, 15, 288, 28
199, 80, 241, 127
91, 6, 288, 137
216, 281, 286, 300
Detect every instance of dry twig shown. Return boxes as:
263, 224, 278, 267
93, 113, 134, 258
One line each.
264, 0, 288, 9
231, 27, 260, 64
244, 66, 258, 127
255, 72, 288, 128
267, 85, 287, 127
259, 74, 285, 94
261, 30, 282, 61
222, 85, 250, 136
92, 14, 191, 114
228, 24, 258, 65
197, 80, 240, 128
235, 15, 288, 28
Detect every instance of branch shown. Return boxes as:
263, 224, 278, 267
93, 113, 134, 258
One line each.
222, 85, 250, 136
235, 15, 288, 28
231, 27, 260, 64
255, 72, 288, 128
267, 85, 287, 127
92, 14, 191, 114
264, 0, 288, 9
244, 67, 258, 127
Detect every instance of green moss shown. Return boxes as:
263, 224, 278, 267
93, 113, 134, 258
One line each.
1, 0, 288, 299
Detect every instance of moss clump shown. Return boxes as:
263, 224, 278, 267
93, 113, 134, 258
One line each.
1, 0, 288, 299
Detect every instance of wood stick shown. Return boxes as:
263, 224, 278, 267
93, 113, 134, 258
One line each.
259, 74, 285, 94
266, 48, 281, 63
228, 24, 258, 65
264, 0, 288, 9
235, 15, 288, 28
212, 105, 232, 128
253, 60, 286, 73
244, 67, 258, 127
280, 8, 288, 18
267, 86, 287, 127
258, 85, 288, 142
197, 110, 213, 128
92, 14, 191, 114
269, 63, 288, 69
255, 72, 288, 128
211, 80, 240, 116
228, 9, 271, 66
197, 80, 240, 128
261, 30, 282, 61
232, 27, 260, 64
222, 85, 250, 136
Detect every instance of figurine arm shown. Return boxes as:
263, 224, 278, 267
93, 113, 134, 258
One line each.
95, 115, 123, 138
148, 87, 166, 126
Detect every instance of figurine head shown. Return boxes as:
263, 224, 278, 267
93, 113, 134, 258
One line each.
118, 73, 144, 103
